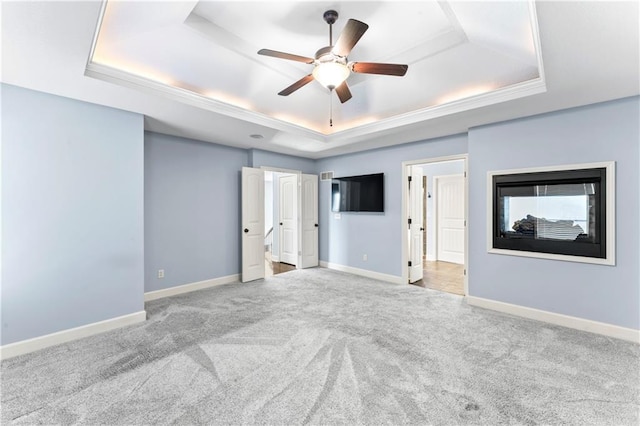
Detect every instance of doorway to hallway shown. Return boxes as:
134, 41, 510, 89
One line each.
264, 171, 298, 278
402, 155, 468, 296
241, 166, 318, 283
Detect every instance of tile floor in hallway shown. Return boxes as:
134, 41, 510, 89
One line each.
265, 251, 296, 278
411, 260, 465, 295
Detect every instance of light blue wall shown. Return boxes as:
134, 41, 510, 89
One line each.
4, 82, 637, 347
1, 84, 144, 345
316, 135, 468, 277
468, 96, 640, 329
144, 132, 248, 292
249, 148, 316, 174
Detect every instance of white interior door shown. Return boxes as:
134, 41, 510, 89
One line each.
409, 166, 424, 283
279, 174, 298, 266
436, 174, 465, 264
242, 167, 265, 282
301, 174, 319, 268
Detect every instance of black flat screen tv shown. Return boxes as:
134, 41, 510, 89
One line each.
331, 173, 384, 212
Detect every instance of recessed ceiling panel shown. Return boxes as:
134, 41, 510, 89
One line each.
88, 0, 544, 145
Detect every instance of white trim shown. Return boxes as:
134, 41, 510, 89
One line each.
84, 0, 107, 71
271, 255, 280, 262
401, 155, 469, 294
85, 63, 325, 141
144, 274, 240, 301
0, 311, 147, 360
486, 248, 615, 265
319, 261, 404, 285
528, 0, 546, 84
259, 166, 301, 175
466, 296, 639, 344
486, 161, 616, 265
329, 78, 546, 142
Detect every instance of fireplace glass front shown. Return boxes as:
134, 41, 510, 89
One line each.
493, 167, 606, 258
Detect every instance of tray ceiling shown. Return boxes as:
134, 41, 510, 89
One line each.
3, 1, 638, 158
87, 0, 544, 146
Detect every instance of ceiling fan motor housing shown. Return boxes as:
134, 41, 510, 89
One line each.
323, 10, 338, 25
315, 46, 347, 64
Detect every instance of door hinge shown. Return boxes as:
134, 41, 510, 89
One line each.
408, 176, 412, 182
408, 218, 412, 227
408, 261, 412, 267
464, 171, 467, 178
464, 269, 467, 276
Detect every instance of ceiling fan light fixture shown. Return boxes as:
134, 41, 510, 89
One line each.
312, 62, 350, 90
258, 10, 407, 103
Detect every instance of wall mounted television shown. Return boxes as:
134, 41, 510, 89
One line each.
331, 173, 384, 212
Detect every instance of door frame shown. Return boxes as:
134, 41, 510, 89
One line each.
260, 166, 303, 270
401, 154, 469, 295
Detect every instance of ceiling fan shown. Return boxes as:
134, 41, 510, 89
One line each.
258, 10, 408, 104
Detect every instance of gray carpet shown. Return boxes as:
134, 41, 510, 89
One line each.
1, 268, 639, 425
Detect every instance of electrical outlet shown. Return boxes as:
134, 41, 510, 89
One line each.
158, 269, 165, 279
363, 254, 368, 261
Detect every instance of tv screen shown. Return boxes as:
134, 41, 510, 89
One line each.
331, 173, 384, 212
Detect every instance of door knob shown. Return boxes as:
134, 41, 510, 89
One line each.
244, 228, 249, 233
420, 227, 424, 231
314, 224, 319, 227
279, 222, 283, 226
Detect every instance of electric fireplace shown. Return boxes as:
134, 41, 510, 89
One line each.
488, 162, 615, 264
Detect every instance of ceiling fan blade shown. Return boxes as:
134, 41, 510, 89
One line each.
332, 19, 369, 57
258, 49, 315, 64
350, 62, 408, 76
335, 81, 352, 104
278, 74, 314, 96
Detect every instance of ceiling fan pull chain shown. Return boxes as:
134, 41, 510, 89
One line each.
330, 93, 333, 127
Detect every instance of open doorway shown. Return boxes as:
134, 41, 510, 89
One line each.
402, 156, 467, 296
241, 166, 318, 282
264, 171, 298, 278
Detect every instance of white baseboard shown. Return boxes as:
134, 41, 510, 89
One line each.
271, 255, 279, 262
319, 261, 404, 285
466, 296, 639, 343
0, 310, 147, 360
144, 274, 240, 301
